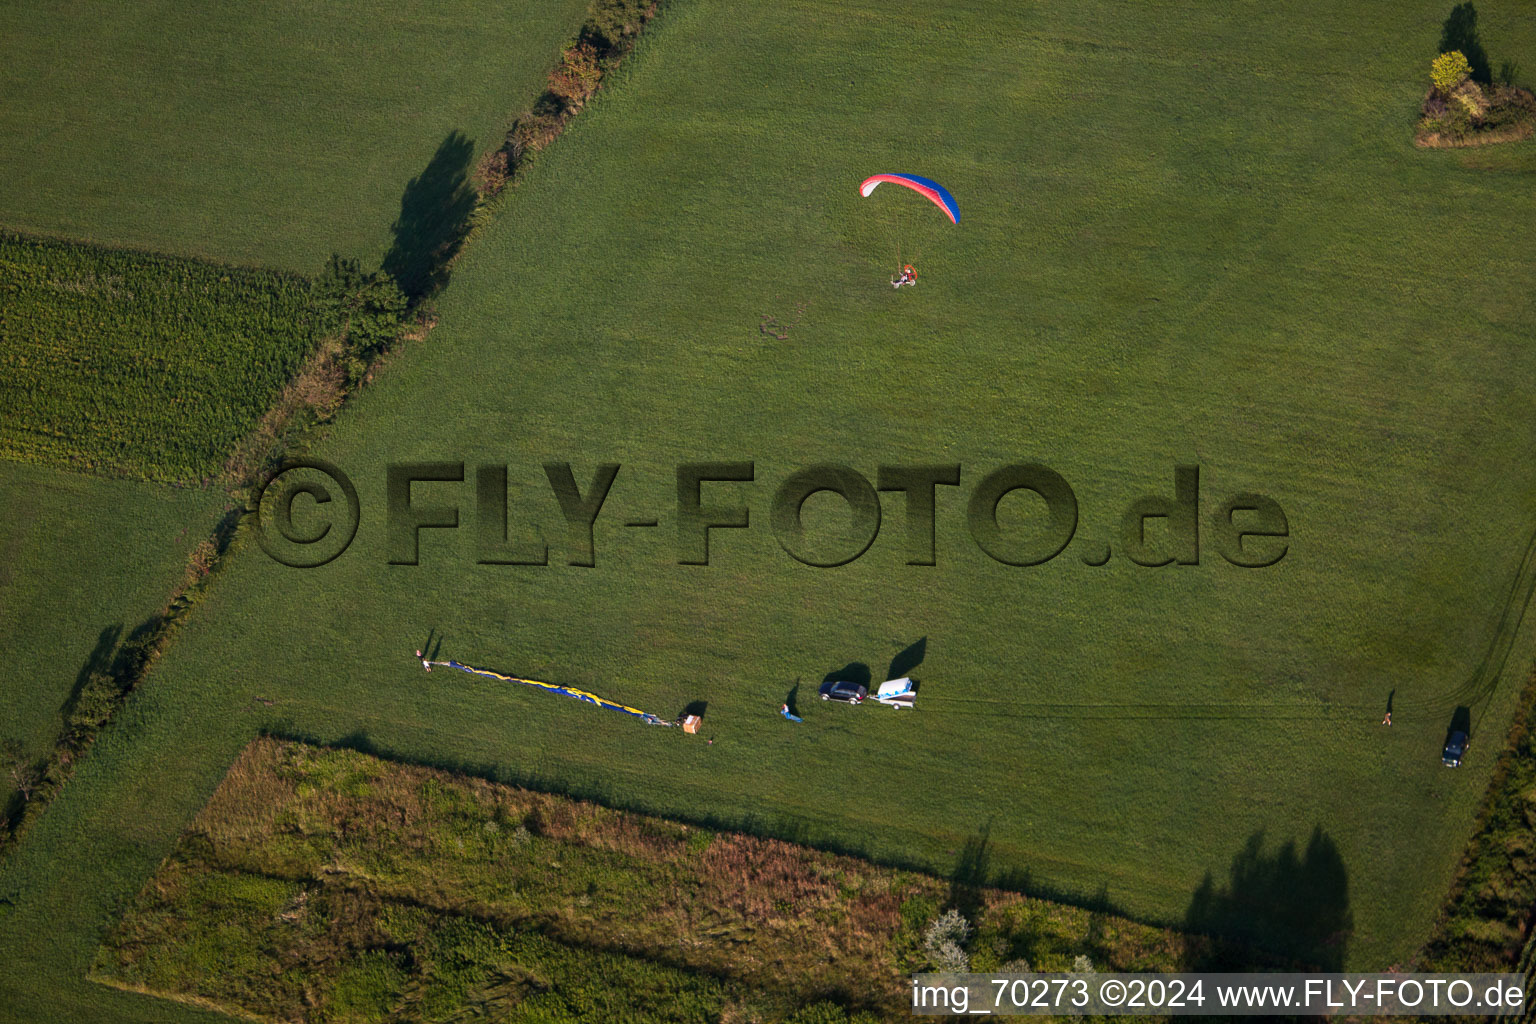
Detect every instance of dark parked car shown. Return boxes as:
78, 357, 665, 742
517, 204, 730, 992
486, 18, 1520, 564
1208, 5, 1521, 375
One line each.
1442, 730, 1468, 767
820, 680, 868, 704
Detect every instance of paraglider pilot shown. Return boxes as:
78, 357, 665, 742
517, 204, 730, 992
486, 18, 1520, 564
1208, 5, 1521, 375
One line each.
892, 264, 917, 289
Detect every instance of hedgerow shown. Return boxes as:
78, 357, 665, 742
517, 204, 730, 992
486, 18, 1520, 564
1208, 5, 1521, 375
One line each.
1417, 667, 1536, 973
0, 232, 315, 483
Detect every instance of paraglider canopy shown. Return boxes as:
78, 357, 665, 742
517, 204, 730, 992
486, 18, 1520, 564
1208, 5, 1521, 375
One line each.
859, 174, 960, 224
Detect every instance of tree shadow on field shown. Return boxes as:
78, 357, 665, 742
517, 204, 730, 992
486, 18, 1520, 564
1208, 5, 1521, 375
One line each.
0, 622, 119, 829
57, 624, 122, 725
1184, 827, 1352, 969
946, 824, 1059, 919
383, 131, 478, 300
949, 823, 994, 921
336, 728, 383, 758
1441, 2, 1492, 85
4, 618, 157, 833
57, 616, 161, 726
887, 637, 926, 681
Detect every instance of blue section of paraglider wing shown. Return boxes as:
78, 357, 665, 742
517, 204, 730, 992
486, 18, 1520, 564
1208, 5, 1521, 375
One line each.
436, 658, 655, 721
896, 174, 960, 223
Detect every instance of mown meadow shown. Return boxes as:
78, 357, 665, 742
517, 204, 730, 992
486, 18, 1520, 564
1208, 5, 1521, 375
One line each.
0, 0, 590, 271
3, 0, 1536, 1020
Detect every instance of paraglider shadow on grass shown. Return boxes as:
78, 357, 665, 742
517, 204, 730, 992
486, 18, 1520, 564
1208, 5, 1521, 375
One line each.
383, 131, 479, 300
783, 682, 801, 718
1184, 827, 1352, 969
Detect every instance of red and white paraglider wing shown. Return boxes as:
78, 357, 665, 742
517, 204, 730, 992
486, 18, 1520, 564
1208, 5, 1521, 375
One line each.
858, 173, 960, 224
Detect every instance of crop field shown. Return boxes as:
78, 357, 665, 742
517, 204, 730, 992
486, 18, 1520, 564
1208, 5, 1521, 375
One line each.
3, 0, 1536, 1019
0, 233, 315, 482
0, 461, 224, 806
0, 0, 589, 271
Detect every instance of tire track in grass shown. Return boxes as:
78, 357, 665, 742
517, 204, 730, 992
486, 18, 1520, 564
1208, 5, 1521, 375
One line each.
1423, 517, 1536, 723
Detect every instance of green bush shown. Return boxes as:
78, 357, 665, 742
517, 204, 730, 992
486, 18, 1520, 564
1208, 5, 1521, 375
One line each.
320, 951, 408, 1023
311, 255, 406, 376
581, 0, 655, 56
66, 672, 120, 739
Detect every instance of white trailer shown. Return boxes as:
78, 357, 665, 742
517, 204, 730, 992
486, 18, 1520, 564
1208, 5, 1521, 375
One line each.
874, 678, 916, 708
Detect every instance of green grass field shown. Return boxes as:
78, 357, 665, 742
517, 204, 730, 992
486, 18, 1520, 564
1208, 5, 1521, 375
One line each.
0, 0, 589, 271
4, 0, 1536, 1017
0, 461, 224, 798
0, 233, 316, 482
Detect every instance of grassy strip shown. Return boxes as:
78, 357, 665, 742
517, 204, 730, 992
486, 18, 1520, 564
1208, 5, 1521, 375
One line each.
1415, 665, 1536, 972
0, 463, 226, 854
91, 739, 1196, 1021
0, 0, 590, 271
0, 232, 315, 483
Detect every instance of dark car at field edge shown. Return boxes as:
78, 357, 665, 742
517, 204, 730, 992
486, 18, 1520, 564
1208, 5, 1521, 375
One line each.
1442, 730, 1468, 767
820, 680, 868, 704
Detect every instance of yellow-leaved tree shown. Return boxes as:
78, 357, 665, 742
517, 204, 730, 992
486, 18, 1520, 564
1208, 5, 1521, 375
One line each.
1432, 51, 1473, 93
